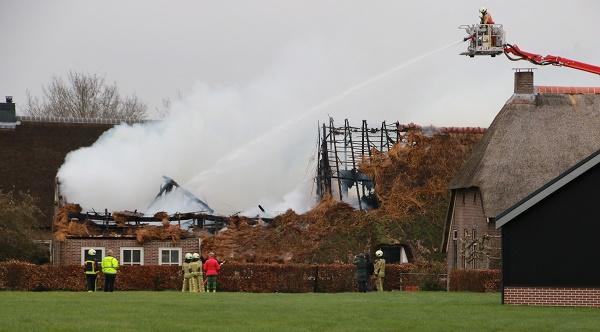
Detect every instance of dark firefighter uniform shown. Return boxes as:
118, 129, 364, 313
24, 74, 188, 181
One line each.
84, 258, 99, 292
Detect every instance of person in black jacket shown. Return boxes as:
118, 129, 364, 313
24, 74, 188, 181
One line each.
353, 253, 368, 292
83, 249, 100, 292
365, 252, 375, 291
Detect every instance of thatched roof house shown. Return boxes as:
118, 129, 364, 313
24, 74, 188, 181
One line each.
443, 71, 600, 272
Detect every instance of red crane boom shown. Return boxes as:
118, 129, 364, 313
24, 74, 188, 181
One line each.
460, 24, 600, 76
504, 44, 600, 76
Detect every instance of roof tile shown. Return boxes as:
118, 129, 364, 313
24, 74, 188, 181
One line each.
535, 86, 600, 94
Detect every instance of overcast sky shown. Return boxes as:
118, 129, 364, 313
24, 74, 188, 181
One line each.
2, 0, 600, 127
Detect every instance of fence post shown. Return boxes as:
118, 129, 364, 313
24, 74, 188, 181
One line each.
313, 265, 319, 293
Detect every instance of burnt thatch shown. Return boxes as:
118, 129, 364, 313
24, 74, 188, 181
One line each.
450, 93, 600, 218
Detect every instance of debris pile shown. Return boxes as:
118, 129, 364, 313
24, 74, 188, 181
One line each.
132, 212, 188, 244
201, 130, 483, 263
53, 205, 190, 244
53, 204, 96, 241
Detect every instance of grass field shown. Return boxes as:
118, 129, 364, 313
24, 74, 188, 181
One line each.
1, 291, 599, 331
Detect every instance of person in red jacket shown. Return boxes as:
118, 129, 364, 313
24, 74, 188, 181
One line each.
203, 252, 221, 292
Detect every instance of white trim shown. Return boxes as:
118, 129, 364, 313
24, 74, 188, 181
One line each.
120, 247, 144, 266
158, 247, 182, 266
81, 247, 105, 265
496, 152, 600, 229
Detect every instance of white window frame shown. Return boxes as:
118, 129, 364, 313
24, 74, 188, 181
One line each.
120, 247, 144, 266
81, 247, 105, 265
158, 247, 182, 266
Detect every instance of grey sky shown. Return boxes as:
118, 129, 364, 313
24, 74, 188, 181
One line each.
2, 0, 600, 126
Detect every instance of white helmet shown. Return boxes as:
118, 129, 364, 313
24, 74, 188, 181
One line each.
192, 253, 200, 259
375, 250, 383, 257
479, 7, 487, 14
88, 249, 96, 256
185, 253, 193, 260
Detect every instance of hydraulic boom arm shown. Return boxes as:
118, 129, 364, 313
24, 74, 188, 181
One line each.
504, 44, 600, 76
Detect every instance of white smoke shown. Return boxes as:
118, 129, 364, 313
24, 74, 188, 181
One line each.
57, 38, 466, 215
58, 40, 355, 215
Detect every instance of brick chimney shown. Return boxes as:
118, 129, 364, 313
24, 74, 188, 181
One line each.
0, 96, 17, 129
514, 69, 535, 94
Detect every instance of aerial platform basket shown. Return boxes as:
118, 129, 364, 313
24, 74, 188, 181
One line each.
459, 24, 505, 57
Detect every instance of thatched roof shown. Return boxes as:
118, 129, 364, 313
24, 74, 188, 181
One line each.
450, 91, 600, 218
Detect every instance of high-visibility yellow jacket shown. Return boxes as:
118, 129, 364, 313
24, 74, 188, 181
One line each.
374, 258, 386, 277
102, 256, 119, 274
182, 262, 191, 279
189, 261, 202, 277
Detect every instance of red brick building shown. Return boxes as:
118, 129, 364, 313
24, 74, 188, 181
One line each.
52, 237, 201, 266
0, 102, 143, 231
443, 71, 600, 285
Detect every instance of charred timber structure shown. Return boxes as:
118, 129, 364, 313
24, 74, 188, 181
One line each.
316, 118, 405, 210
316, 118, 487, 210
67, 210, 272, 234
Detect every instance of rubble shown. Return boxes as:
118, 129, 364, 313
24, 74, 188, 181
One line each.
200, 130, 483, 263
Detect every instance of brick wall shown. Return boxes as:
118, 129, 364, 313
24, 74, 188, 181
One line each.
0, 121, 113, 232
504, 287, 600, 307
514, 71, 534, 94
54, 237, 200, 266
447, 188, 500, 272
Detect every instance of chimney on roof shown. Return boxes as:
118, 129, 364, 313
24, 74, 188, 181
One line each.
0, 96, 17, 128
514, 68, 535, 94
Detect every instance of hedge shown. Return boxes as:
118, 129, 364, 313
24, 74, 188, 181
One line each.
448, 269, 501, 292
0, 260, 444, 292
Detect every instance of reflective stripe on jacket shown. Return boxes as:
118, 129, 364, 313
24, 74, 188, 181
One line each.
84, 260, 98, 275
374, 258, 386, 277
102, 256, 119, 274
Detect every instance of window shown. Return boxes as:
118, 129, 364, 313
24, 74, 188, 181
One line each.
159, 248, 181, 265
81, 247, 105, 265
120, 247, 144, 266
452, 229, 458, 240
453, 239, 458, 269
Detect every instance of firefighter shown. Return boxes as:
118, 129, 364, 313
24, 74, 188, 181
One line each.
182, 253, 193, 292
373, 250, 386, 292
190, 252, 203, 293
84, 249, 99, 292
479, 7, 494, 24
478, 7, 497, 47
101, 249, 119, 292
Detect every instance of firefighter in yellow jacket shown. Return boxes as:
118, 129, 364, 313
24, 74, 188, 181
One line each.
101, 249, 119, 292
189, 253, 203, 293
373, 250, 386, 292
182, 253, 193, 292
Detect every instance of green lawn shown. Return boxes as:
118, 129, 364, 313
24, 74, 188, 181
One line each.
1, 291, 599, 331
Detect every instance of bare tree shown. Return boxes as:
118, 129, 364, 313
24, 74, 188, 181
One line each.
460, 232, 501, 269
154, 90, 184, 119
25, 71, 147, 120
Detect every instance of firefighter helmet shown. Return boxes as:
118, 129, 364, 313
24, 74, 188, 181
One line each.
185, 253, 193, 260
192, 253, 200, 259
88, 249, 96, 256
375, 250, 383, 257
